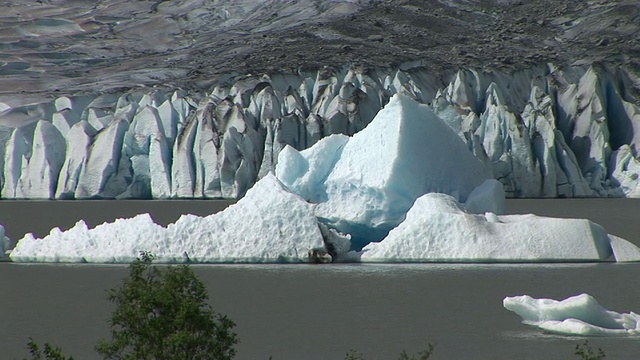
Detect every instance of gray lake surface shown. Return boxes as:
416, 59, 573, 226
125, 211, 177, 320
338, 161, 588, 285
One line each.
1, 199, 640, 359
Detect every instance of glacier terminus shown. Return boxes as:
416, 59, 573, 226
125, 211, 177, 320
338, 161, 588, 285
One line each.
2, 65, 640, 200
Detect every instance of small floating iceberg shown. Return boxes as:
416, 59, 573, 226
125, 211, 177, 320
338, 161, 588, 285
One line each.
503, 294, 640, 336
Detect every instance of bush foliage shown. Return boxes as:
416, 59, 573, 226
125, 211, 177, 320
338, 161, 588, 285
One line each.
26, 252, 237, 360
575, 341, 606, 360
24, 340, 74, 360
344, 344, 434, 360
95, 252, 238, 360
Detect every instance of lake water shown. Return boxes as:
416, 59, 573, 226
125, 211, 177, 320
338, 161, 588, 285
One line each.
1, 199, 640, 359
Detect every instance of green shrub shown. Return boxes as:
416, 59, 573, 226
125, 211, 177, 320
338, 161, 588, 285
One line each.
23, 339, 74, 360
345, 344, 434, 360
397, 344, 435, 360
344, 350, 366, 360
575, 341, 606, 360
94, 251, 238, 360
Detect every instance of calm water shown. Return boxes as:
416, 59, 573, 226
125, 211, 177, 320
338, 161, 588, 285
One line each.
1, 199, 640, 359
1, 263, 640, 360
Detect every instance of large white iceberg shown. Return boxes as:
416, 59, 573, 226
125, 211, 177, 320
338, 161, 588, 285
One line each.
276, 94, 492, 248
504, 294, 640, 336
360, 193, 615, 262
8, 92, 640, 264
10, 174, 325, 263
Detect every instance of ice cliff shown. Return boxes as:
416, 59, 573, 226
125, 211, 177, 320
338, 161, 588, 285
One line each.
1, 63, 640, 199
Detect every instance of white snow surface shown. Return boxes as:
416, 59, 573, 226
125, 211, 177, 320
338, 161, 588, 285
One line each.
277, 94, 492, 246
504, 294, 640, 336
10, 174, 324, 263
360, 193, 614, 262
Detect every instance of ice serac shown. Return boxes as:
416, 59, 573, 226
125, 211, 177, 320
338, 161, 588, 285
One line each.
117, 105, 166, 199
522, 86, 592, 197
476, 84, 542, 197
277, 94, 492, 248
607, 145, 640, 197
149, 133, 172, 198
171, 115, 198, 198
1, 128, 30, 198
75, 119, 129, 198
170, 91, 266, 199
17, 121, 66, 199
55, 121, 96, 199
361, 193, 614, 262
552, 65, 640, 196
192, 98, 222, 198
51, 96, 91, 137
503, 294, 640, 336
216, 97, 264, 199
10, 174, 324, 263
556, 67, 611, 195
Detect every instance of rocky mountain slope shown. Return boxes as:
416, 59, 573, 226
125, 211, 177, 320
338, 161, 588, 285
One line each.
1, 0, 639, 199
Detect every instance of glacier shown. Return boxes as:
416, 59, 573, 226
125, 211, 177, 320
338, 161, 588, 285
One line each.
9, 94, 640, 263
1, 64, 640, 199
504, 294, 640, 336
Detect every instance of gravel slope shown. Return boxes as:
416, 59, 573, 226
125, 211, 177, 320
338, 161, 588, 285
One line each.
1, 0, 639, 105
